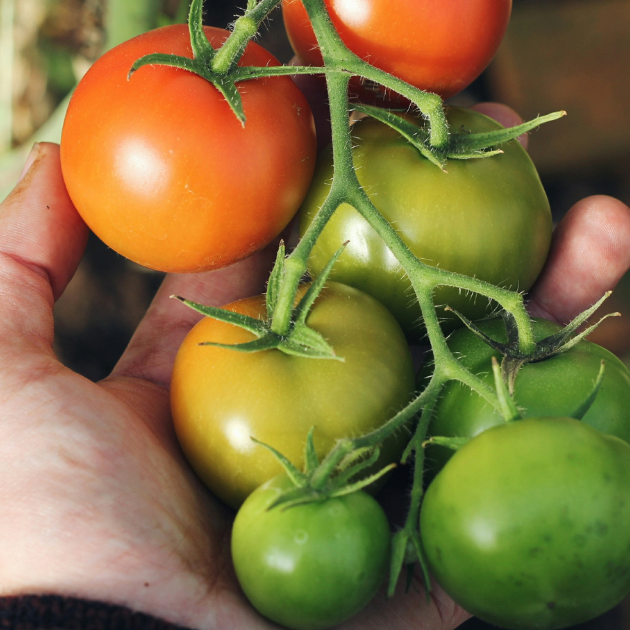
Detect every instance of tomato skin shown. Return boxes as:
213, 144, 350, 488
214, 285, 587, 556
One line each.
425, 317, 630, 474
171, 282, 415, 508
282, 0, 511, 102
61, 25, 316, 273
232, 475, 390, 630
420, 417, 630, 630
299, 107, 552, 337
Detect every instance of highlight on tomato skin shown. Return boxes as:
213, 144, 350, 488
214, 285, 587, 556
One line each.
60, 25, 317, 274
282, 0, 512, 103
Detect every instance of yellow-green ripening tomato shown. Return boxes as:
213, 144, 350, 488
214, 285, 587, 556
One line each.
171, 282, 415, 509
299, 107, 552, 338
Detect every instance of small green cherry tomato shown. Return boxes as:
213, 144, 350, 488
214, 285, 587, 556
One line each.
232, 475, 391, 630
425, 318, 630, 474
299, 107, 552, 338
171, 282, 415, 509
421, 417, 630, 630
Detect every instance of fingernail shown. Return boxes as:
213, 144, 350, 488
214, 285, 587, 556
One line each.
18, 143, 41, 183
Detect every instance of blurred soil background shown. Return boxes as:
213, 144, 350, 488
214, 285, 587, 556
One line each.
0, 1, 630, 626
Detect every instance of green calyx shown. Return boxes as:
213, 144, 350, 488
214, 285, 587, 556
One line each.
173, 242, 348, 360
128, 0, 292, 125
445, 292, 619, 391
353, 104, 566, 170
252, 428, 396, 511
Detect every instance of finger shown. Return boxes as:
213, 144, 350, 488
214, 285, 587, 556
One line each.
110, 244, 277, 387
528, 195, 630, 323
0, 143, 88, 348
470, 102, 528, 149
344, 578, 470, 630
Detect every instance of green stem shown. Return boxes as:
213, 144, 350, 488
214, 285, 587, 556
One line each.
348, 189, 536, 356
269, 71, 353, 336
211, 0, 284, 74
299, 0, 449, 149
188, 0, 215, 63
407, 400, 436, 525
232, 65, 342, 80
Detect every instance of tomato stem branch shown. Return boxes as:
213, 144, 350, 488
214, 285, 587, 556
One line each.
299, 0, 450, 149
270, 71, 353, 336
211, 0, 284, 74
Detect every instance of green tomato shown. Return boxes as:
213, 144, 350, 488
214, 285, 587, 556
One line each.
421, 417, 630, 630
171, 282, 415, 509
232, 475, 391, 630
425, 317, 630, 474
299, 107, 552, 338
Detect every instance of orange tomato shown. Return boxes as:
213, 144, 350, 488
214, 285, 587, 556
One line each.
61, 25, 316, 273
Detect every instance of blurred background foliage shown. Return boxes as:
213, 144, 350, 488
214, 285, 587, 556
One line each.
0, 1, 630, 627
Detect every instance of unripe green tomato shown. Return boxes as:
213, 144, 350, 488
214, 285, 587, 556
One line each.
421, 417, 630, 630
299, 107, 552, 338
232, 475, 391, 630
424, 318, 630, 475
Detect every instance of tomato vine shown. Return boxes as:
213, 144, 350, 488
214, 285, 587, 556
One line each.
149, 0, 577, 594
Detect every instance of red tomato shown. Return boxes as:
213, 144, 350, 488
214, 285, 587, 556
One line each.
282, 0, 512, 101
61, 25, 316, 273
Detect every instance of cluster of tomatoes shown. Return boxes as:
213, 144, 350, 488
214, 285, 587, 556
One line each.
59, 1, 630, 629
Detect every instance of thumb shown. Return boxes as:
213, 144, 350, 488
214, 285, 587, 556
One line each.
0, 143, 88, 351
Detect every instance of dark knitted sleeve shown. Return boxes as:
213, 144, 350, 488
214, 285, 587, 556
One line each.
0, 596, 194, 630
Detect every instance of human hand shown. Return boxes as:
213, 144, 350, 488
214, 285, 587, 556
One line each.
0, 142, 279, 629
0, 125, 628, 630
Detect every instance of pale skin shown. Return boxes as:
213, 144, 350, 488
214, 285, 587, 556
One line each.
1, 101, 629, 630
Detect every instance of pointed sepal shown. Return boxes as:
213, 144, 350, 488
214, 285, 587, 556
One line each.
250, 437, 307, 487
294, 242, 348, 326
172, 295, 266, 334
352, 104, 446, 169
279, 324, 341, 360
303, 427, 320, 475
448, 111, 566, 154
535, 293, 619, 359
388, 531, 409, 597
328, 462, 396, 498
491, 356, 522, 423
198, 334, 281, 353
444, 306, 514, 355
213, 76, 246, 125
266, 241, 286, 320
128, 53, 200, 80
422, 435, 471, 452
330, 447, 381, 488
570, 361, 606, 420
187, 0, 215, 63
